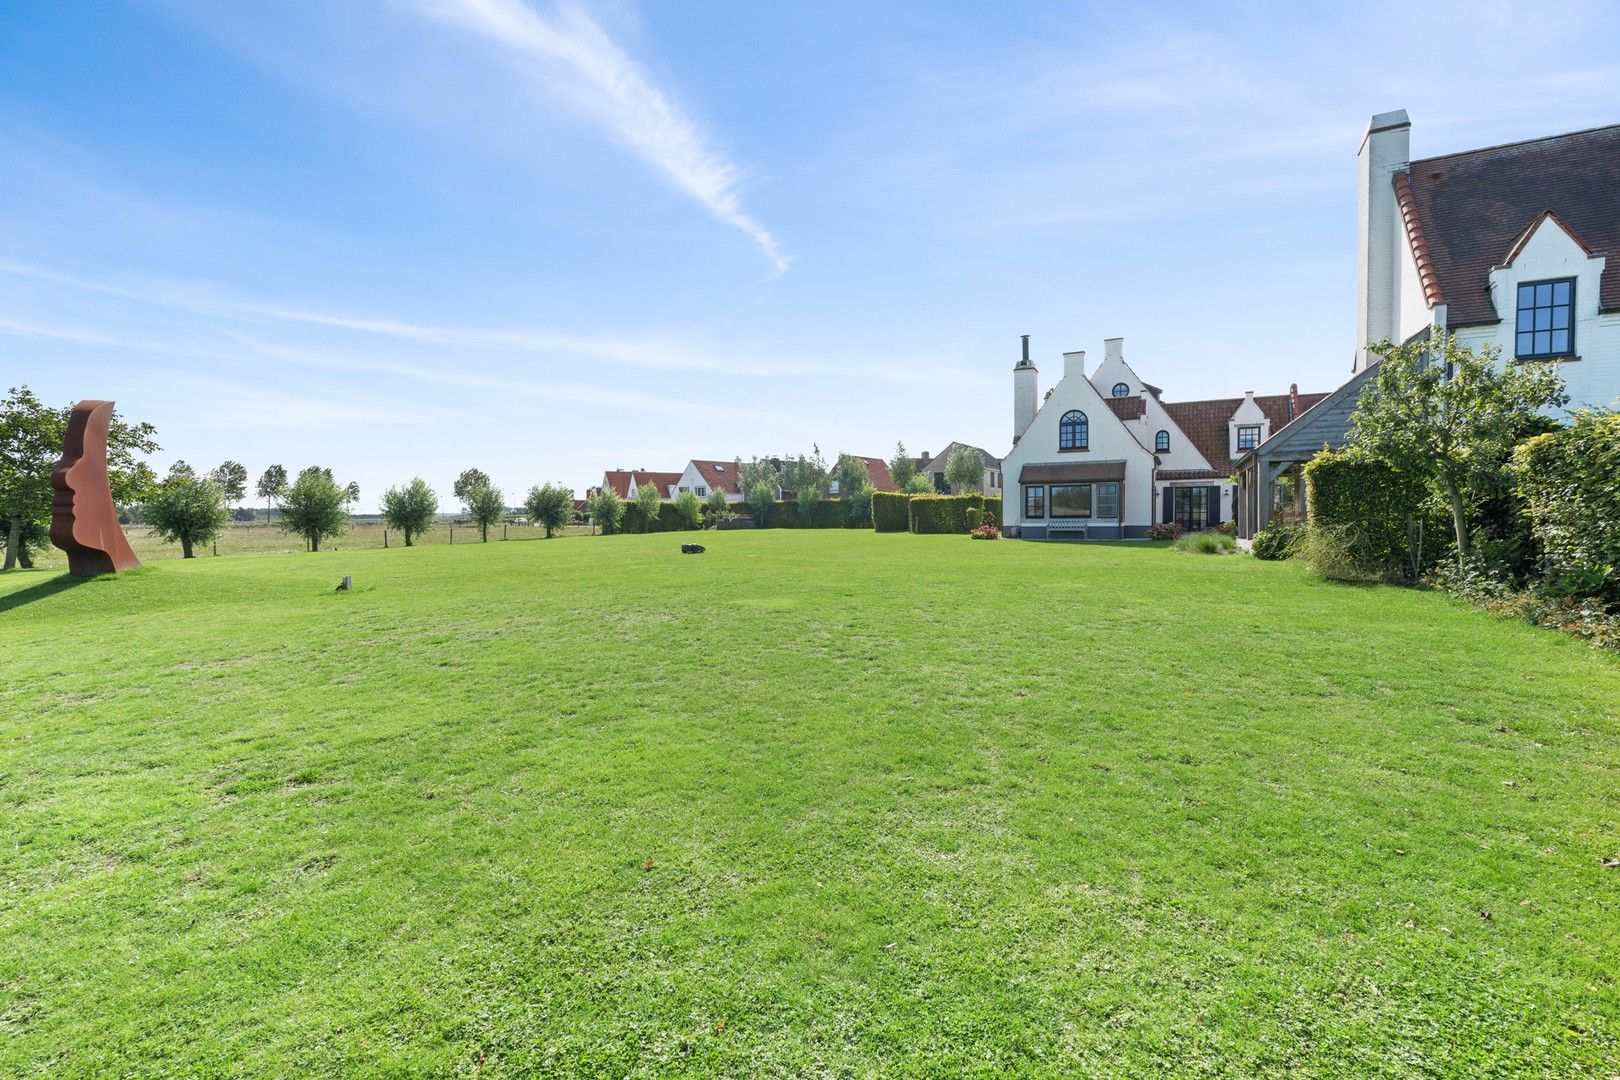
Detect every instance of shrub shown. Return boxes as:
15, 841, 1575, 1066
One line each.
872, 491, 911, 533
983, 495, 1002, 526
1249, 524, 1300, 561
1148, 522, 1184, 541
1214, 520, 1238, 536
1513, 409, 1620, 603
585, 488, 624, 534
1174, 530, 1236, 555
1303, 447, 1443, 583
1297, 523, 1389, 583
230, 506, 257, 522
970, 521, 1000, 540
673, 489, 703, 530
1432, 558, 1620, 653
908, 494, 983, 534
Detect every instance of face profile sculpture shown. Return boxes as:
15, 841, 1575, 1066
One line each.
50, 400, 141, 576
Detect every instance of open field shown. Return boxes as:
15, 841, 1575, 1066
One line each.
2, 532, 1617, 1077
24, 518, 597, 571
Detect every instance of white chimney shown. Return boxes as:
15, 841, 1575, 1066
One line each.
1103, 337, 1124, 364
1356, 109, 1411, 373
1063, 349, 1086, 380
1013, 335, 1038, 444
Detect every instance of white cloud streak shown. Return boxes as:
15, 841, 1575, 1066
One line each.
411, 0, 789, 272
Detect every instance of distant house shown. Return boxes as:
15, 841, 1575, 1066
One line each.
913, 444, 1003, 494
1001, 335, 1323, 539
1236, 111, 1620, 537
671, 459, 745, 502
829, 455, 898, 495
599, 469, 684, 500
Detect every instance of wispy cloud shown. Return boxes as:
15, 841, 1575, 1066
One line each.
410, 0, 788, 272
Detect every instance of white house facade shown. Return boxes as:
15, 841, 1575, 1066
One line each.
1358, 111, 1619, 410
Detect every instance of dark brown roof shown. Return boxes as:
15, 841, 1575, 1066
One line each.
1019, 461, 1127, 484
1157, 468, 1228, 481
1400, 124, 1620, 325
1104, 396, 1146, 420
1162, 390, 1330, 472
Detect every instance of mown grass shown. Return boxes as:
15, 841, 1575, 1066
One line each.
2, 532, 1617, 1077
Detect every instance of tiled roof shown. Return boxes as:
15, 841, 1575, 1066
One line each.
915, 442, 1001, 472
690, 459, 742, 495
1162, 389, 1329, 472
637, 471, 683, 497
1400, 124, 1620, 325
601, 470, 635, 498
1157, 468, 1228, 481
859, 456, 897, 492
602, 470, 682, 499
1020, 461, 1128, 483
1104, 396, 1146, 420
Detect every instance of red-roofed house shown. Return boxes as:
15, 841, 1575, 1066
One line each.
599, 469, 683, 500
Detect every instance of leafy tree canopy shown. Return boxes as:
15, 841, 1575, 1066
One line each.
381, 478, 439, 546
278, 468, 348, 552
454, 468, 492, 503
146, 474, 229, 558
524, 483, 573, 538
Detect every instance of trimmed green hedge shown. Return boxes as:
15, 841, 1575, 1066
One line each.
908, 493, 984, 534
620, 501, 697, 533
872, 492, 911, 532
1514, 409, 1620, 601
984, 495, 1002, 526
1303, 448, 1441, 582
731, 499, 859, 529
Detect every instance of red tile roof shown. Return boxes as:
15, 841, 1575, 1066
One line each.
1162, 389, 1329, 472
690, 459, 742, 495
601, 470, 682, 499
1400, 123, 1620, 325
859, 456, 897, 492
1105, 396, 1146, 420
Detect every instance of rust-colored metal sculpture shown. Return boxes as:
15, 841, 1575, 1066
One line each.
50, 400, 141, 576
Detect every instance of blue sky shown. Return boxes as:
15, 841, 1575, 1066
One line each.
3, 1, 1617, 507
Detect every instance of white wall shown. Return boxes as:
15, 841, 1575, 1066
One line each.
1450, 217, 1620, 412
1356, 110, 1411, 372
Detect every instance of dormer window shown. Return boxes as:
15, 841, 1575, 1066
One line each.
1516, 279, 1574, 359
1059, 410, 1089, 451
1155, 430, 1170, 452
1111, 383, 1130, 397
1236, 425, 1261, 451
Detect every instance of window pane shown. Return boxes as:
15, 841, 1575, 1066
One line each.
1535, 330, 1551, 353
1518, 332, 1534, 355
1050, 484, 1091, 517
1518, 283, 1535, 307
1551, 329, 1569, 353
1517, 309, 1534, 331
1535, 307, 1551, 331
1553, 280, 1571, 304
1551, 306, 1568, 330
1096, 483, 1119, 518
1024, 486, 1045, 518
1536, 282, 1553, 305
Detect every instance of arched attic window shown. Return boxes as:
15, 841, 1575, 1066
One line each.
1111, 382, 1130, 397
1059, 410, 1088, 450
1155, 430, 1170, 452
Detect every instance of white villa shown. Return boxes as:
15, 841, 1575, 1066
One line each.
1001, 335, 1323, 539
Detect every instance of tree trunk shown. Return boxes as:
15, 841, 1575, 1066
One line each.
1441, 480, 1470, 563
181, 537, 194, 559
3, 517, 19, 571
404, 530, 413, 547
311, 535, 320, 553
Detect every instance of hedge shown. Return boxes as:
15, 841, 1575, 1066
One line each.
620, 500, 692, 533
732, 499, 859, 529
908, 493, 984, 535
1302, 447, 1442, 582
1513, 409, 1620, 602
984, 495, 1002, 526
872, 491, 911, 532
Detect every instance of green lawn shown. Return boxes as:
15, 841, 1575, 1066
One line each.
2, 532, 1616, 1077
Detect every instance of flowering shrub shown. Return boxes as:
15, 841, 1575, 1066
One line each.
1148, 522, 1184, 541
970, 521, 1000, 540
1214, 520, 1238, 536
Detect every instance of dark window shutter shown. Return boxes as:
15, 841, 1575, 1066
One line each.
1162, 488, 1173, 524
1209, 486, 1222, 522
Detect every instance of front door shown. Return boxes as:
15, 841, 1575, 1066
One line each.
1173, 486, 1211, 531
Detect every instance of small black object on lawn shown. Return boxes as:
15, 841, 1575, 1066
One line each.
336, 576, 352, 591
680, 544, 705, 555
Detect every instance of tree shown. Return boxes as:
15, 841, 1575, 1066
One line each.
381, 477, 438, 546
945, 445, 984, 494
780, 445, 829, 521
278, 468, 348, 552
343, 481, 361, 512
257, 464, 287, 515
703, 487, 730, 526
901, 473, 934, 495
465, 483, 506, 542
634, 481, 662, 532
1350, 335, 1566, 562
585, 487, 623, 535
738, 457, 780, 526
889, 442, 917, 490
846, 482, 875, 527
211, 461, 248, 507
524, 483, 573, 538
453, 468, 491, 502
168, 460, 196, 479
145, 474, 229, 558
673, 489, 703, 530
1, 387, 158, 570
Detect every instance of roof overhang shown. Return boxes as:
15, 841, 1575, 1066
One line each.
1019, 461, 1127, 484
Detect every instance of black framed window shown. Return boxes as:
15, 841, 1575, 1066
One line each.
1236, 424, 1261, 451
1154, 430, 1170, 452
1173, 486, 1211, 531
1024, 485, 1046, 518
695, 486, 707, 497
1111, 382, 1130, 398
1059, 410, 1088, 450
1516, 278, 1574, 358
1096, 482, 1120, 519
1051, 484, 1092, 518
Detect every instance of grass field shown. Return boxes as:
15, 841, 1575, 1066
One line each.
2, 532, 1617, 1077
